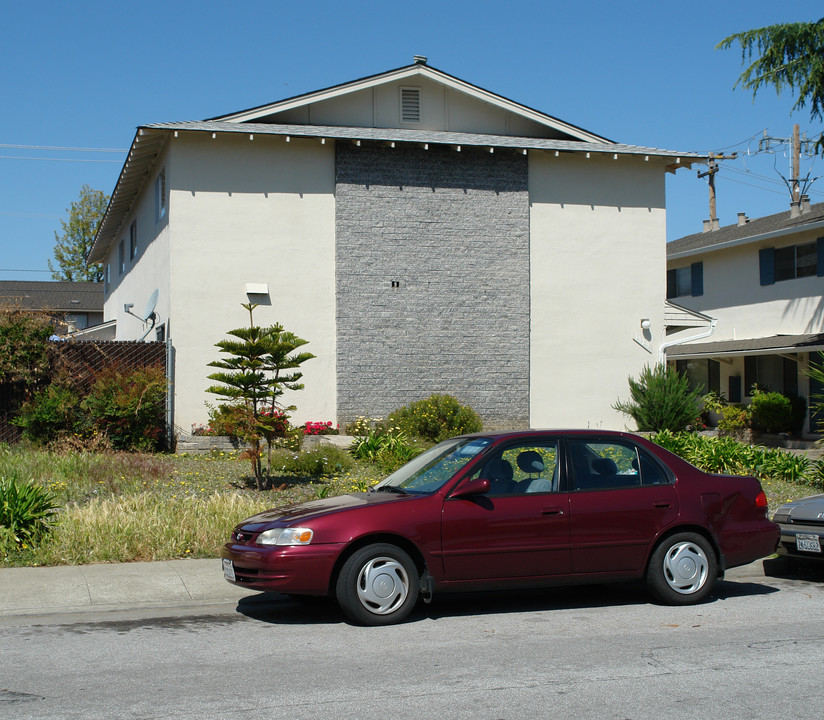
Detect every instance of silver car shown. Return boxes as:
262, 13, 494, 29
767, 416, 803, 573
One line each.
773, 494, 824, 560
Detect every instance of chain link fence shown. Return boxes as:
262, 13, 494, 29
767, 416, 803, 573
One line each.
0, 339, 169, 444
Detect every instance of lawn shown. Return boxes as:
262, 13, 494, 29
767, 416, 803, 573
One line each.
0, 444, 383, 567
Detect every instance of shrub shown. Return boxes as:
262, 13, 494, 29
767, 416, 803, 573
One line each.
270, 445, 354, 478
350, 428, 420, 473
0, 476, 60, 546
82, 366, 167, 451
13, 384, 83, 443
344, 417, 381, 437
717, 405, 748, 433
613, 364, 703, 432
748, 390, 795, 434
387, 394, 483, 443
303, 421, 339, 436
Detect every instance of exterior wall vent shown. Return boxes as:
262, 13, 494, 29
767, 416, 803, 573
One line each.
400, 87, 421, 123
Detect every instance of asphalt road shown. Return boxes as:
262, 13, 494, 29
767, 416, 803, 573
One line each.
1, 558, 823, 720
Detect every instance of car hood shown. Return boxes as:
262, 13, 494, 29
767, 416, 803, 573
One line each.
238, 491, 420, 530
783, 493, 824, 522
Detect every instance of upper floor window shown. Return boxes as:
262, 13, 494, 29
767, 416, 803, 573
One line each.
129, 220, 137, 260
118, 240, 125, 275
761, 238, 824, 285
156, 168, 166, 221
104, 264, 110, 293
666, 261, 703, 298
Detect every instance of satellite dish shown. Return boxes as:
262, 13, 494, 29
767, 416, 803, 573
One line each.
142, 289, 159, 322
138, 289, 160, 341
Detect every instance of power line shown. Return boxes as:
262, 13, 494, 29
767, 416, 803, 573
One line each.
0, 143, 126, 153
0, 155, 123, 164
0, 268, 51, 273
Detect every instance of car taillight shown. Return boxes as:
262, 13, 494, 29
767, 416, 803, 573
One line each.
755, 490, 769, 514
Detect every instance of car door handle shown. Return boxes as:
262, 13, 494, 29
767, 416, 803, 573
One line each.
654, 501, 672, 509
541, 508, 564, 516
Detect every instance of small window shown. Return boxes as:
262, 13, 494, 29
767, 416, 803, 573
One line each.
667, 262, 703, 298
118, 241, 125, 275
156, 168, 166, 220
129, 220, 137, 260
104, 264, 110, 293
400, 87, 421, 123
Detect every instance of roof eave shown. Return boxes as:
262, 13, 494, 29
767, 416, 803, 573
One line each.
668, 218, 824, 261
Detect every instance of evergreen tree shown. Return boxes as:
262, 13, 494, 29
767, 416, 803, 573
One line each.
718, 18, 824, 126
49, 185, 109, 282
206, 303, 314, 484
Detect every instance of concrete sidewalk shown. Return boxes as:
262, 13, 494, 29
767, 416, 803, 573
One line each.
0, 558, 249, 620
0, 557, 771, 621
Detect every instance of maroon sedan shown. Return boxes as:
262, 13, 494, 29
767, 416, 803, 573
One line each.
222, 430, 778, 625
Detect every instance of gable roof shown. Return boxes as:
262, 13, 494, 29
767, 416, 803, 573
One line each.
0, 281, 103, 313
668, 201, 824, 260
210, 61, 611, 143
89, 61, 704, 265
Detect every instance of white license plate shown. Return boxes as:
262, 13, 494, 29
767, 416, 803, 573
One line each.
796, 534, 822, 553
222, 558, 236, 581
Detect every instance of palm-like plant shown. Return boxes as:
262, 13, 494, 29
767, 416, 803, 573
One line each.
207, 303, 315, 485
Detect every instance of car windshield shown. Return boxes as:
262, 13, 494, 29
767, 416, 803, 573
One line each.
372, 437, 492, 494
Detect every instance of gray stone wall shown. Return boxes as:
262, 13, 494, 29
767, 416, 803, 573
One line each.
335, 142, 530, 428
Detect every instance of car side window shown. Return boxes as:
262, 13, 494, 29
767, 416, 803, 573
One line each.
568, 440, 672, 490
474, 442, 560, 495
569, 440, 641, 491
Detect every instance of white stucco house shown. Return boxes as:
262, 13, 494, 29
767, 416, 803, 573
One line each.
88, 58, 700, 436
666, 196, 824, 433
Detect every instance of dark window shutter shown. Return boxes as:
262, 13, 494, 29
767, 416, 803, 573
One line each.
745, 356, 757, 396
817, 237, 824, 277
728, 376, 742, 403
690, 262, 703, 296
759, 248, 775, 285
708, 359, 720, 394
666, 269, 676, 299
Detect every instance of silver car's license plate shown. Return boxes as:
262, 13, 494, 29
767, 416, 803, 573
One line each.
222, 558, 236, 581
796, 534, 822, 553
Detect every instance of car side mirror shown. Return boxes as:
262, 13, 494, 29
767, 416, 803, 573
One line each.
449, 477, 490, 498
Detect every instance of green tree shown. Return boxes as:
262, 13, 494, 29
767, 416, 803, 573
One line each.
717, 18, 824, 124
206, 304, 314, 484
49, 185, 110, 282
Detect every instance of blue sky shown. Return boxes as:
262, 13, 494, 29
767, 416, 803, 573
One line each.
1, 0, 823, 281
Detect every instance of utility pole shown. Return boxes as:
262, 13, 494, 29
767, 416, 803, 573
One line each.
697, 152, 737, 229
792, 123, 801, 203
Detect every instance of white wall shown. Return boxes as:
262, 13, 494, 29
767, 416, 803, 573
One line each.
166, 133, 336, 433
529, 152, 667, 429
669, 231, 824, 340
102, 150, 171, 341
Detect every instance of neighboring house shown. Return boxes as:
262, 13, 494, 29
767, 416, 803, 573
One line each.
666, 197, 824, 433
0, 280, 103, 335
88, 58, 700, 435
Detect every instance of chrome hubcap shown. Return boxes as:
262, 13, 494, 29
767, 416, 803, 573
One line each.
356, 556, 409, 615
663, 541, 709, 594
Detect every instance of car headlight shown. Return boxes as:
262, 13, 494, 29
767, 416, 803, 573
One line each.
257, 527, 314, 546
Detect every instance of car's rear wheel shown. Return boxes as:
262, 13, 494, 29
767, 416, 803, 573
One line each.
646, 532, 717, 604
336, 543, 419, 625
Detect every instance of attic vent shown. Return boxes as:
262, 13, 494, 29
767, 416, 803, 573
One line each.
400, 87, 421, 123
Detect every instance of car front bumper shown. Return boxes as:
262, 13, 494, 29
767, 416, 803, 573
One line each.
221, 542, 346, 595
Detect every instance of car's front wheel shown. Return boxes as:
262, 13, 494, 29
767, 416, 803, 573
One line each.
646, 532, 717, 604
336, 543, 419, 625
